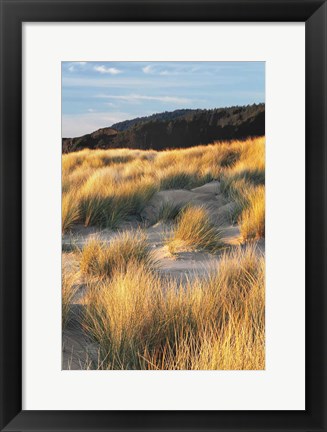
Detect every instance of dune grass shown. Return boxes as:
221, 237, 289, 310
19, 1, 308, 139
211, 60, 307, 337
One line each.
62, 270, 79, 329
62, 137, 265, 238
158, 168, 208, 190
155, 201, 184, 224
80, 230, 156, 279
240, 185, 265, 239
81, 244, 264, 370
62, 192, 80, 233
77, 172, 158, 228
219, 137, 265, 239
62, 137, 265, 370
166, 206, 223, 254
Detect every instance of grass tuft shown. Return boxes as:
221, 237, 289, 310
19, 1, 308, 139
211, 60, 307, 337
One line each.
159, 170, 200, 190
166, 206, 223, 253
240, 185, 265, 239
62, 192, 80, 233
80, 230, 156, 279
155, 201, 184, 223
62, 271, 79, 329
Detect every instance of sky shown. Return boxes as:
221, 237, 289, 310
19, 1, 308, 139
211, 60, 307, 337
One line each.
62, 61, 265, 137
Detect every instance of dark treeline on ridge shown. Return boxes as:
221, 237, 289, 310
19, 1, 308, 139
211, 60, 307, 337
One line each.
62, 104, 265, 153
111, 109, 198, 132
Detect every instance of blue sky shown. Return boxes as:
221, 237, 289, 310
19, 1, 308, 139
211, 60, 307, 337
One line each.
62, 61, 265, 137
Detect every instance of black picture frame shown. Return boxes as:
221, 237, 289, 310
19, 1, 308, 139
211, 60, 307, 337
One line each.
0, 0, 326, 431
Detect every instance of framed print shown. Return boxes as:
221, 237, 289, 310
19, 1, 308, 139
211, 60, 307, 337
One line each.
0, 0, 326, 431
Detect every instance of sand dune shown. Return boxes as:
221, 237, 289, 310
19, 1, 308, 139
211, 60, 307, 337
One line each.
62, 179, 264, 369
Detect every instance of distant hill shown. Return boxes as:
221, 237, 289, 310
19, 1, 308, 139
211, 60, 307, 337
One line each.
62, 127, 118, 154
111, 109, 198, 131
62, 104, 265, 153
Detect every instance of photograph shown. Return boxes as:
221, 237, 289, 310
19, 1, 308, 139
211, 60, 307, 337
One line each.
61, 61, 265, 370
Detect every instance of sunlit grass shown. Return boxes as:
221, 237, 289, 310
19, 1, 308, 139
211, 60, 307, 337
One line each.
81, 245, 264, 370
240, 185, 265, 239
62, 137, 265, 240
62, 192, 80, 233
166, 206, 223, 253
219, 137, 265, 237
80, 230, 156, 279
62, 137, 265, 370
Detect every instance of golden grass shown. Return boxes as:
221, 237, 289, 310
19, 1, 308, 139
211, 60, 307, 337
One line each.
62, 192, 80, 233
62, 137, 265, 370
219, 137, 265, 239
75, 175, 158, 228
158, 167, 209, 190
81, 244, 264, 370
62, 270, 79, 329
80, 230, 156, 279
62, 137, 265, 235
166, 206, 223, 253
240, 185, 265, 239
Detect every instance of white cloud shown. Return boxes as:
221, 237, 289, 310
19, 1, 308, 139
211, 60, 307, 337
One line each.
97, 94, 191, 104
67, 62, 87, 72
143, 64, 195, 76
62, 76, 195, 88
142, 65, 154, 74
94, 66, 122, 75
